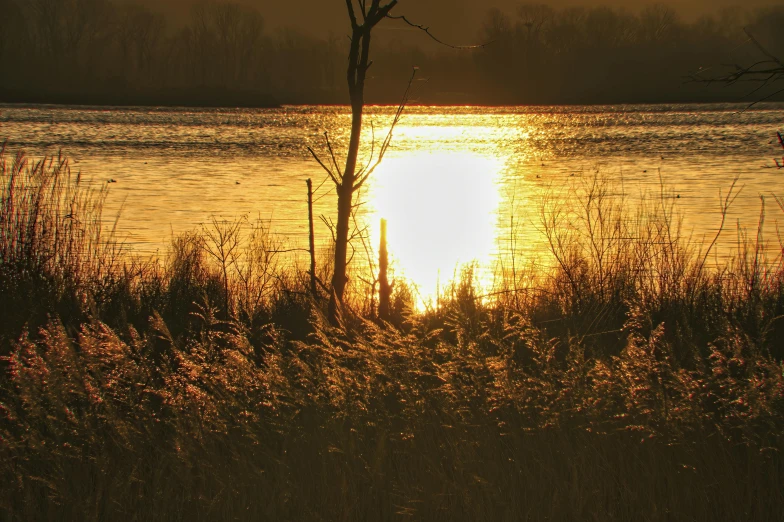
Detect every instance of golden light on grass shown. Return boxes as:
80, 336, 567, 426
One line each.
369, 151, 503, 307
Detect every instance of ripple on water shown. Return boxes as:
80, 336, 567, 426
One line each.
2, 102, 783, 299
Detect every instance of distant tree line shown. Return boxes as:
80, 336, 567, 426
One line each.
0, 0, 782, 106
462, 3, 784, 104
0, 0, 343, 106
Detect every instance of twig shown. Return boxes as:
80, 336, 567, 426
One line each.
354, 67, 418, 191
307, 147, 341, 187
387, 14, 491, 49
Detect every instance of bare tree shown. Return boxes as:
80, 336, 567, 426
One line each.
309, 0, 400, 325
689, 28, 784, 105
188, 1, 265, 88
0, 0, 25, 64
638, 4, 677, 43
116, 3, 165, 82
516, 4, 553, 43
307, 1, 484, 325
23, 0, 111, 72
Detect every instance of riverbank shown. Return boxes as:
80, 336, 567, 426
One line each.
1, 145, 783, 521
0, 86, 281, 110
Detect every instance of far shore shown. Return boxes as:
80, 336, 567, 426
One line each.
0, 87, 282, 110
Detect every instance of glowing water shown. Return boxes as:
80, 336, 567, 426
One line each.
2, 103, 783, 303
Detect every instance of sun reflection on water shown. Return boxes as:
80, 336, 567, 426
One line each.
368, 151, 504, 307
5, 104, 781, 305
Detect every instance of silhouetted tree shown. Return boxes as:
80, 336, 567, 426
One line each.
116, 2, 165, 83
0, 0, 25, 67
689, 26, 784, 104
1, 2, 781, 106
321, 0, 400, 325
191, 1, 264, 88
23, 0, 111, 74
638, 4, 678, 43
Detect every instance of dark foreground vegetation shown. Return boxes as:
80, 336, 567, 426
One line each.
1, 144, 784, 521
0, 0, 783, 105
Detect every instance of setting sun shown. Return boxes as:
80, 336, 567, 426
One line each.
369, 151, 503, 307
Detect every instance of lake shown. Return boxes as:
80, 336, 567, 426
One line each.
2, 103, 783, 302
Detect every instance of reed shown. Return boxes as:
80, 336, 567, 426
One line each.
1, 147, 782, 521
0, 144, 126, 350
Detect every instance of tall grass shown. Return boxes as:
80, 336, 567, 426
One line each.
489, 173, 784, 363
1, 147, 783, 521
0, 144, 126, 349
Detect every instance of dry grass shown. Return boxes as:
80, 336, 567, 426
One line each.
1, 147, 783, 521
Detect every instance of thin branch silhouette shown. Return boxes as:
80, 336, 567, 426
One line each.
387, 14, 492, 49
687, 27, 784, 109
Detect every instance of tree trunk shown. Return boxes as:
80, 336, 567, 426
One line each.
328, 26, 369, 324
378, 218, 391, 321
306, 178, 317, 297
328, 1, 398, 325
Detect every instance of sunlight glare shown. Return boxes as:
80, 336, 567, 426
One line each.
370, 152, 502, 308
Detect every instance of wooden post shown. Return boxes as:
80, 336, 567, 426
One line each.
378, 218, 391, 321
307, 179, 317, 297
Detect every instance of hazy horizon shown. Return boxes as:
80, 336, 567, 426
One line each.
123, 0, 784, 41
2, 0, 783, 106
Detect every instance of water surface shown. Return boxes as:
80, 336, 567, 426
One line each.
2, 103, 783, 301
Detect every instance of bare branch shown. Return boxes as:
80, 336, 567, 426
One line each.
378, 1, 398, 20
313, 172, 332, 195
367, 0, 398, 26
687, 28, 784, 104
745, 27, 783, 67
307, 146, 341, 188
357, 120, 376, 179
323, 132, 343, 178
689, 65, 783, 111
353, 223, 378, 290
740, 75, 781, 102
740, 85, 784, 112
354, 67, 417, 192
692, 176, 742, 285
345, 0, 358, 29
320, 215, 337, 243
387, 14, 490, 49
